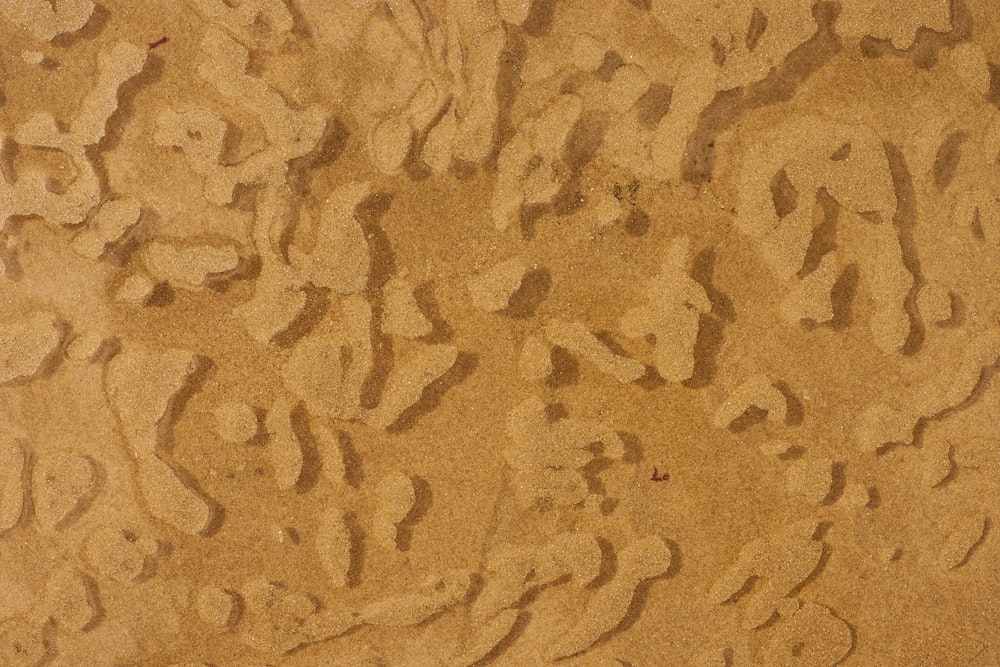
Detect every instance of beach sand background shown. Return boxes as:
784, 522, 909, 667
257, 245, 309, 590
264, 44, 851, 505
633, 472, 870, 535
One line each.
0, 0, 999, 664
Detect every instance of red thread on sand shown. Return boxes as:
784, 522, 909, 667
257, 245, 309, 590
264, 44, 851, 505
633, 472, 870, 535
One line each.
149, 36, 170, 50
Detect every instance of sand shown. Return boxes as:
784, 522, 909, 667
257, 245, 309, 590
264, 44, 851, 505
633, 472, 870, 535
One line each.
0, 0, 999, 665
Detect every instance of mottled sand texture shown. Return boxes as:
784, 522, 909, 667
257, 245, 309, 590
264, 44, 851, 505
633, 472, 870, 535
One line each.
0, 0, 999, 665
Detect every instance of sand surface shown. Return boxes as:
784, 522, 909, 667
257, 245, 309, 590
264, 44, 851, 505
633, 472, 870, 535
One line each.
1, 0, 999, 665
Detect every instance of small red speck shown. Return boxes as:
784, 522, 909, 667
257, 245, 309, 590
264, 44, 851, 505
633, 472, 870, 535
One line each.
148, 36, 170, 50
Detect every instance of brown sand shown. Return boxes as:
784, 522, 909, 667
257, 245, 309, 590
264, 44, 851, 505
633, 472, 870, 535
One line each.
0, 0, 999, 665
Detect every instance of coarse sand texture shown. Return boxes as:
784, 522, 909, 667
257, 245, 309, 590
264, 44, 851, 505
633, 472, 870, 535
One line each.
1, 0, 999, 665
